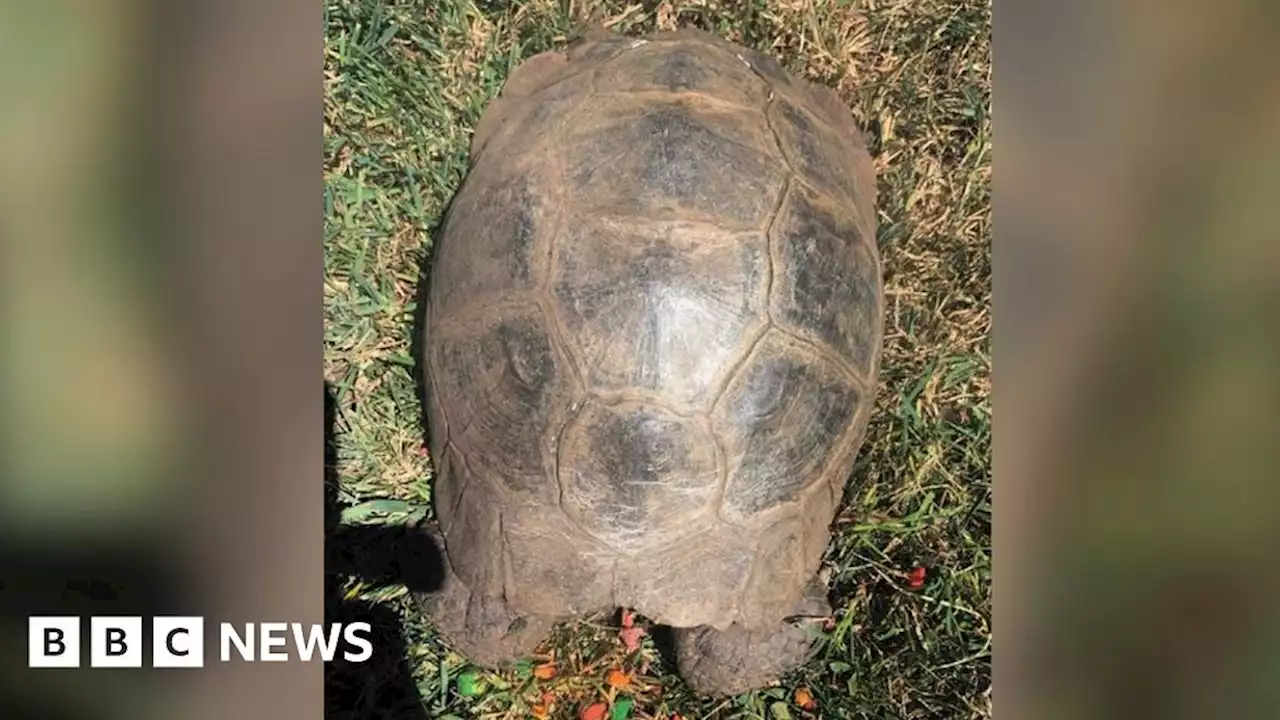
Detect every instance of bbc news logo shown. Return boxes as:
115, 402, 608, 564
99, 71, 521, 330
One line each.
29, 617, 373, 668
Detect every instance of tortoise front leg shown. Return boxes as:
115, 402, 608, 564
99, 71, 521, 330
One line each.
673, 578, 831, 696
408, 524, 555, 668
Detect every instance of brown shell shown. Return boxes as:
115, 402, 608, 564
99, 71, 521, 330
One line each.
423, 28, 883, 630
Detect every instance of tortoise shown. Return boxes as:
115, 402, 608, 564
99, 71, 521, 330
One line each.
415, 26, 883, 696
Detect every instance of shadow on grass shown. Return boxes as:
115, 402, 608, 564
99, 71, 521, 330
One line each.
323, 138, 458, 716
325, 381, 444, 720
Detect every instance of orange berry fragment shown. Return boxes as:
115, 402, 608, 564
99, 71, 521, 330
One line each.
795, 687, 817, 710
606, 668, 631, 688
533, 662, 558, 680
581, 702, 608, 720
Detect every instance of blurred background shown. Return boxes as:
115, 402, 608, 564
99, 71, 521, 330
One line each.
998, 0, 1280, 717
0, 1, 321, 718
0, 0, 1276, 718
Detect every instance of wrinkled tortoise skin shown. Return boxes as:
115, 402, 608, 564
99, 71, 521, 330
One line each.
418, 26, 882, 696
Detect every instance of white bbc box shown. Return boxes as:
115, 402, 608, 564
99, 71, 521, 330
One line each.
90, 616, 143, 668
153, 617, 205, 667
28, 617, 81, 668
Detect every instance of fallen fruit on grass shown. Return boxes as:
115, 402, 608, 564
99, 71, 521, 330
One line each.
533, 662, 558, 680
606, 668, 631, 688
619, 625, 645, 652
618, 608, 646, 651
611, 696, 635, 720
908, 566, 927, 589
794, 687, 817, 710
455, 670, 485, 697
580, 702, 608, 720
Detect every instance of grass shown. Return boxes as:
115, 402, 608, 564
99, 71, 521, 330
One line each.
323, 0, 990, 718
